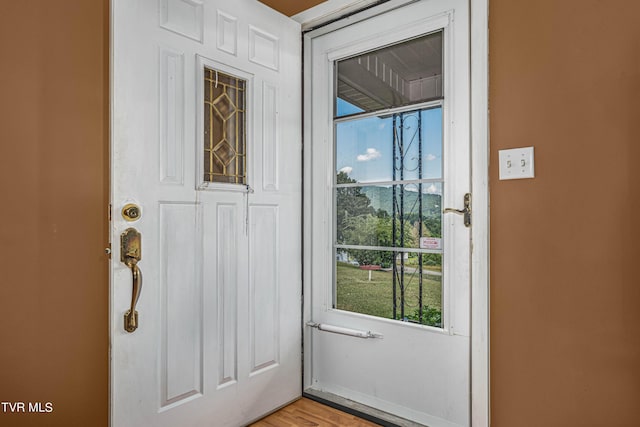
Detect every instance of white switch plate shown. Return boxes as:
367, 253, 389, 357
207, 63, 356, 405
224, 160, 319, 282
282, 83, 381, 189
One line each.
499, 147, 535, 180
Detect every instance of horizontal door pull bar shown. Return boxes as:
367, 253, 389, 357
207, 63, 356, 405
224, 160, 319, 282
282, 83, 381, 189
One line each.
306, 322, 383, 339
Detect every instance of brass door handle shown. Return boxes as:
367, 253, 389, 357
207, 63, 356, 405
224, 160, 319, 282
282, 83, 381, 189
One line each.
124, 261, 142, 333
121, 228, 143, 333
443, 193, 472, 228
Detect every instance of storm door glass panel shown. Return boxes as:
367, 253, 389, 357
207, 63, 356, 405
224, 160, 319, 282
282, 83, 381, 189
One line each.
335, 30, 443, 118
334, 105, 444, 327
204, 68, 246, 184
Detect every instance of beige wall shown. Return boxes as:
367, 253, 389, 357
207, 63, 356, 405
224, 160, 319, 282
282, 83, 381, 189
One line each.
1, 1, 639, 426
489, 0, 640, 425
0, 1, 109, 426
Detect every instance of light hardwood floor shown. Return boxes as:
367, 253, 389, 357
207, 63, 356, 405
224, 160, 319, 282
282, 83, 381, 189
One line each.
251, 398, 380, 427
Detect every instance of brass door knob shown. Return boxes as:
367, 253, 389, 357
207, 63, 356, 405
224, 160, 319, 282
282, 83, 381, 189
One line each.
122, 203, 141, 222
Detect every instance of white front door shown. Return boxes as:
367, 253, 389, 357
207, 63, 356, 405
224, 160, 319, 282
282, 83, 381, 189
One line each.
111, 1, 301, 426
304, 1, 471, 426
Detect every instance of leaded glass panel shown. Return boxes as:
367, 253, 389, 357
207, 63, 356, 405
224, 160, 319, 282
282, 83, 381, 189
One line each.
204, 68, 246, 184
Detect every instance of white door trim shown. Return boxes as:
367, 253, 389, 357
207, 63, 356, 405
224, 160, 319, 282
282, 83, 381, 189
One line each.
469, 0, 490, 425
302, 1, 490, 425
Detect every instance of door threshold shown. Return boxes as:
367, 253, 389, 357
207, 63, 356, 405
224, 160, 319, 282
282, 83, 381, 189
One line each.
303, 389, 428, 427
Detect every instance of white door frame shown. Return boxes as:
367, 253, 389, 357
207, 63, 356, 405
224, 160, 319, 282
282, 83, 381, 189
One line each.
301, 0, 489, 425
469, 0, 489, 425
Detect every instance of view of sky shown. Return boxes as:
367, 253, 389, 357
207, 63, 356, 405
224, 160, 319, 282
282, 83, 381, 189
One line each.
335, 99, 443, 193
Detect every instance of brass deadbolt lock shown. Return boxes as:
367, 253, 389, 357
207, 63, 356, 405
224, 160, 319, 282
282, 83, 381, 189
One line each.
122, 203, 141, 222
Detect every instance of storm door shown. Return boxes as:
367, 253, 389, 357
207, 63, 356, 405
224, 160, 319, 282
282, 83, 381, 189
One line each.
304, 1, 472, 425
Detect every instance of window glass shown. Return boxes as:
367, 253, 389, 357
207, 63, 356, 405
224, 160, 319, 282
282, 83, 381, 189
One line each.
334, 107, 444, 326
335, 31, 443, 118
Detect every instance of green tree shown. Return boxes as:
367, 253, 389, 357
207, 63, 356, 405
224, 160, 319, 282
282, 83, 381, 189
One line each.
342, 215, 390, 265
335, 171, 375, 243
342, 214, 417, 266
419, 216, 442, 238
336, 171, 418, 266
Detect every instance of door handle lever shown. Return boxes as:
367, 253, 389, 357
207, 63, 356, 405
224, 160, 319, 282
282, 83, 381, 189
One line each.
121, 228, 143, 333
443, 193, 471, 228
443, 207, 466, 214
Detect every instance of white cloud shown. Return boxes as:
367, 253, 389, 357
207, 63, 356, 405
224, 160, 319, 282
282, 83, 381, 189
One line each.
426, 184, 438, 194
378, 123, 386, 130
339, 166, 353, 174
357, 148, 382, 162
426, 153, 437, 161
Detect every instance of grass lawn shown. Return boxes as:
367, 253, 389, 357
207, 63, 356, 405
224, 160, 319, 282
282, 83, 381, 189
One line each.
404, 254, 442, 272
335, 262, 442, 321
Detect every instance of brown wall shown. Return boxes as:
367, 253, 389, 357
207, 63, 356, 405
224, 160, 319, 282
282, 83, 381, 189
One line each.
2, 1, 639, 426
489, 0, 640, 425
0, 1, 109, 426
258, 0, 326, 17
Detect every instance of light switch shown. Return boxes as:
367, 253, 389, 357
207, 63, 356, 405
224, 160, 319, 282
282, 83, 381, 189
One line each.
499, 147, 535, 180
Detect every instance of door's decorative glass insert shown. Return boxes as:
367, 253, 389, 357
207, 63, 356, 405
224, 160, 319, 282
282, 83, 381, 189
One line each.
204, 68, 246, 184
333, 31, 446, 326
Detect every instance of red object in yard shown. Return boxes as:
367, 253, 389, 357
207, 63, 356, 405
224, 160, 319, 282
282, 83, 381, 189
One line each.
359, 264, 380, 281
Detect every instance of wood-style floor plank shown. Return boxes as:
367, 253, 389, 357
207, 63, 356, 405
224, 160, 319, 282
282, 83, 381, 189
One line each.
251, 398, 381, 427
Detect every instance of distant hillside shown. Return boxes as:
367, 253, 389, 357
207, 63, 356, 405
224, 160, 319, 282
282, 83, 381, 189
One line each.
362, 186, 441, 218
